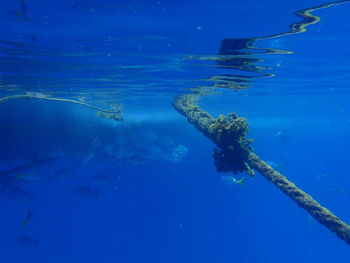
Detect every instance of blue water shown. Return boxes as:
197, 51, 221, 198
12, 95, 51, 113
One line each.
0, 0, 350, 262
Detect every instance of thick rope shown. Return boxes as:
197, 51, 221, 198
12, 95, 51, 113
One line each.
248, 153, 350, 245
0, 92, 123, 121
173, 94, 350, 246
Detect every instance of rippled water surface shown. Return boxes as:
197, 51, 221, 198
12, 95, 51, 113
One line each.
0, 1, 350, 262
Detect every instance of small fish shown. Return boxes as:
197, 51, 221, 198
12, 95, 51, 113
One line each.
51, 161, 80, 181
221, 175, 245, 187
0, 184, 32, 200
235, 176, 245, 186
74, 185, 99, 199
328, 186, 348, 195
316, 172, 329, 179
0, 155, 60, 178
266, 161, 283, 169
339, 186, 348, 194
18, 210, 32, 230
14, 172, 41, 182
275, 129, 288, 143
15, 0, 27, 21
92, 174, 113, 185
16, 235, 39, 248
30, 35, 36, 42
20, 0, 26, 13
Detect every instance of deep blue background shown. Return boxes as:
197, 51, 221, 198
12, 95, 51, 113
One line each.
0, 0, 350, 262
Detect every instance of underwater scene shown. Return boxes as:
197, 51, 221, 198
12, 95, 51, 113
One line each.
0, 0, 350, 262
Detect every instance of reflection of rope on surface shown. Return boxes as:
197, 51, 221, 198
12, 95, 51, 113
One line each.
0, 92, 123, 121
257, 0, 350, 40
173, 94, 350, 246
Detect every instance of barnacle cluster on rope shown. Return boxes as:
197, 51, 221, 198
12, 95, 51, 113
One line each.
173, 94, 254, 176
0, 92, 123, 121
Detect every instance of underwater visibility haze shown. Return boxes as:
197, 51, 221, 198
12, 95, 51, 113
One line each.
0, 0, 350, 262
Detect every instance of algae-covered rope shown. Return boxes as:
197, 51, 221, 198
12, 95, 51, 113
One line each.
0, 92, 123, 121
173, 94, 350, 246
248, 153, 350, 245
